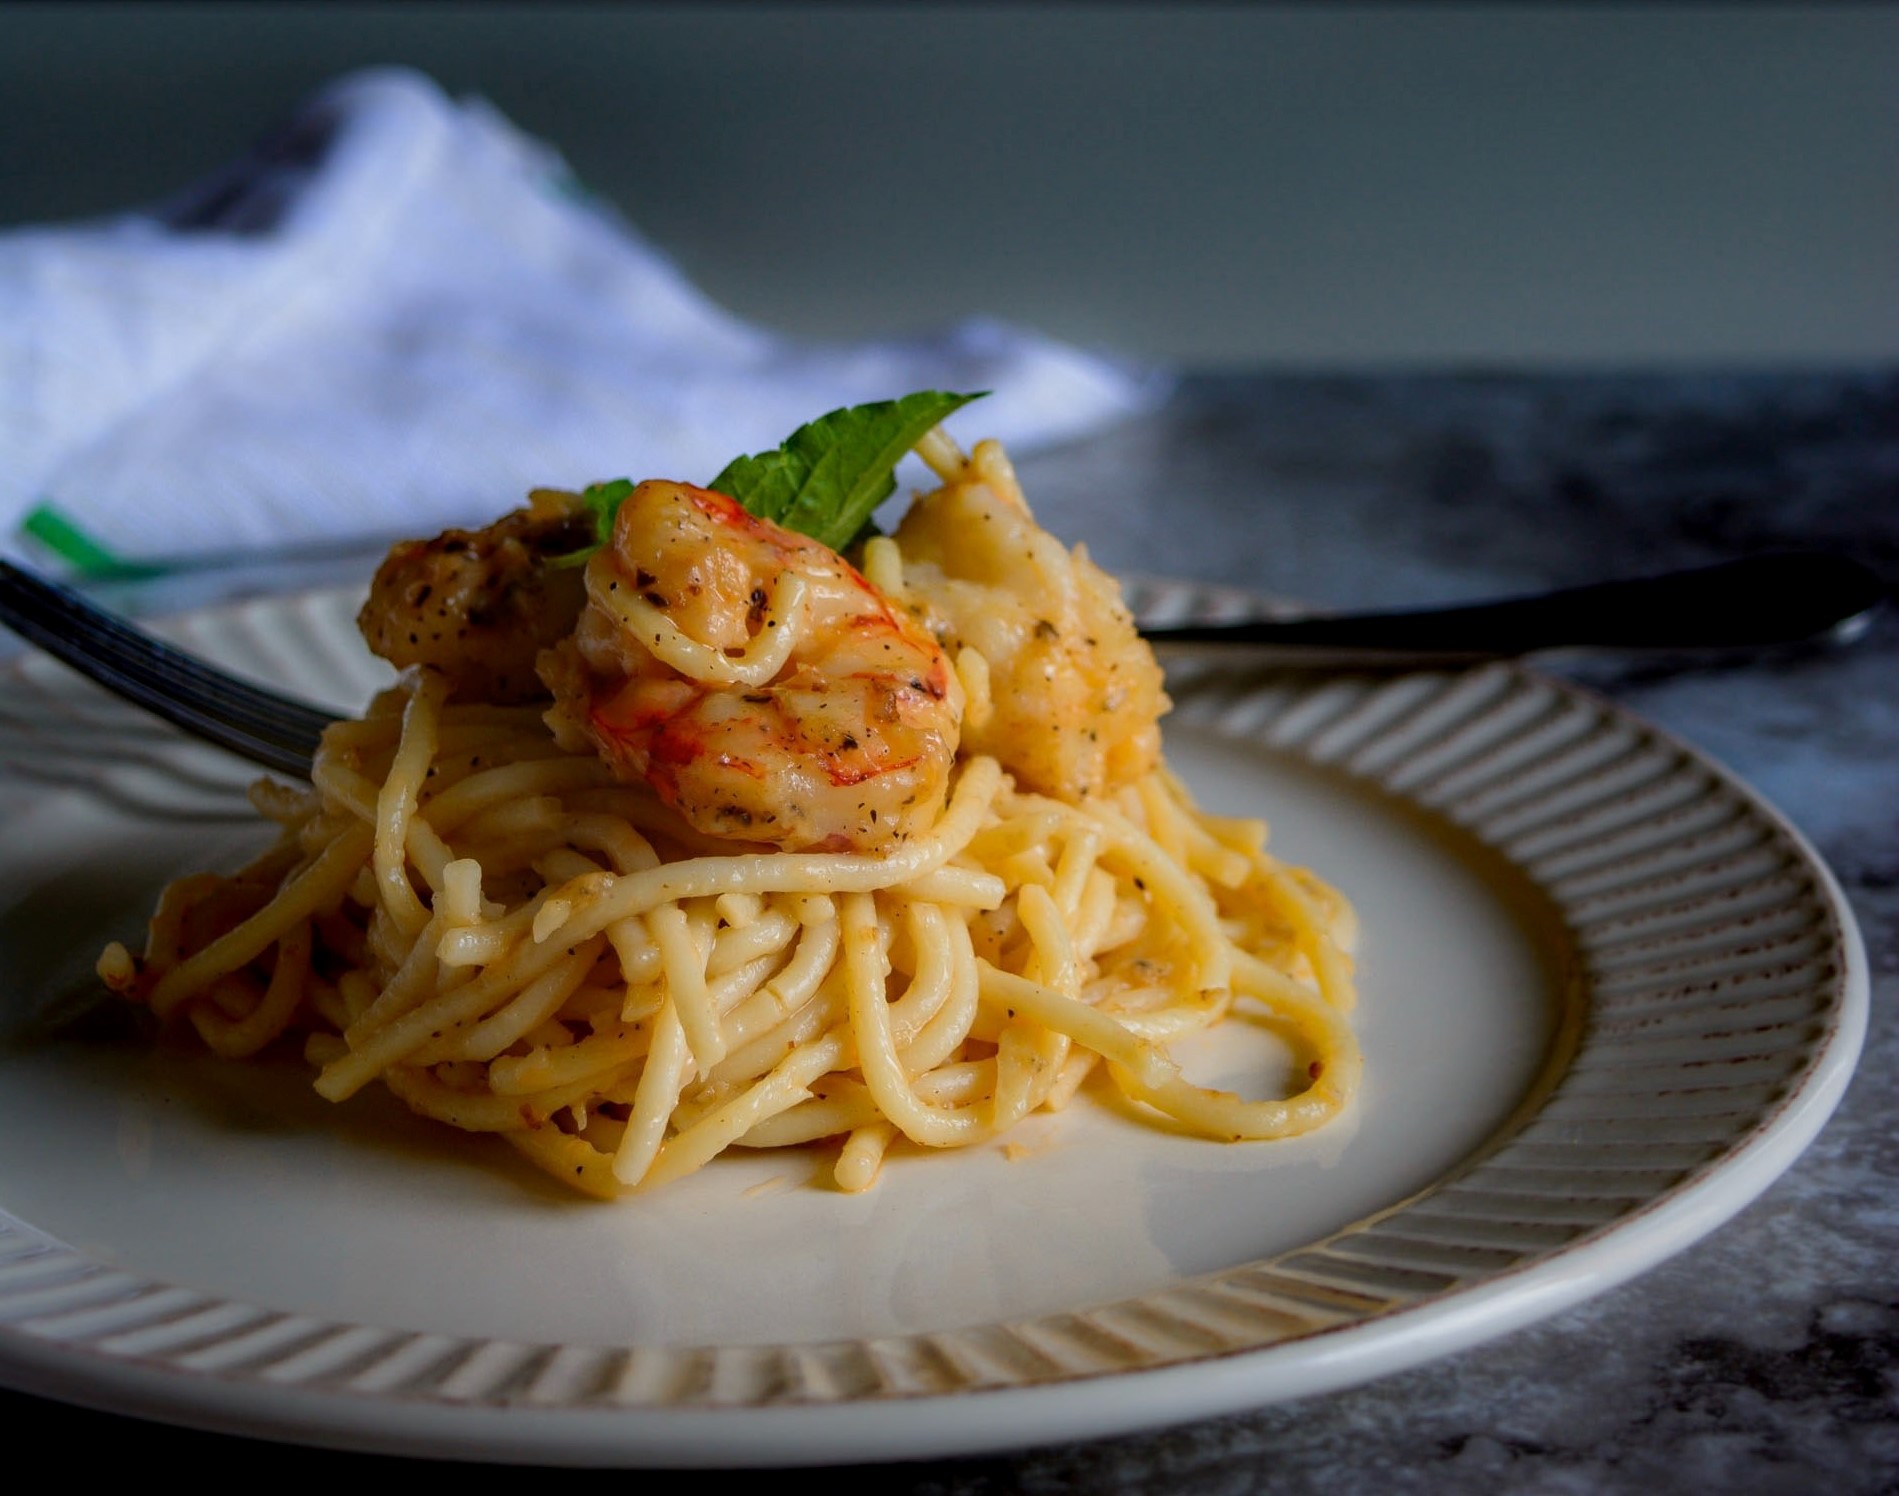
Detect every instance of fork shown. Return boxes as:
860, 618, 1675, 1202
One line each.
0, 552, 1885, 780
0, 559, 332, 777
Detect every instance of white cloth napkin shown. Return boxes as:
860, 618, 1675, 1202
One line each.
0, 68, 1166, 573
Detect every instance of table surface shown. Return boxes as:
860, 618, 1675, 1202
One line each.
3, 369, 1895, 1492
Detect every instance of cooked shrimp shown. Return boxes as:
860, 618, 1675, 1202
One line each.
891, 439, 1168, 802
358, 489, 594, 703
540, 481, 962, 852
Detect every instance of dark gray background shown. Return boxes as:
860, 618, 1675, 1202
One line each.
4, 3, 1894, 366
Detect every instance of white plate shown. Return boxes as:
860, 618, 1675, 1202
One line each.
0, 583, 1867, 1467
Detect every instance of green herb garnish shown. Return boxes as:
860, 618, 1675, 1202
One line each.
552, 390, 982, 566
707, 389, 981, 551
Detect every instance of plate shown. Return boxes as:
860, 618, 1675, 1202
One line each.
0, 582, 1867, 1467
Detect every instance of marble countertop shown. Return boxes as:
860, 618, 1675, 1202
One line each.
4, 370, 1894, 1492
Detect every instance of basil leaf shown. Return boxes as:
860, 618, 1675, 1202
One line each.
543, 390, 982, 567
708, 390, 982, 551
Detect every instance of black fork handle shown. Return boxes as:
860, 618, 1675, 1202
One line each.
1140, 553, 1888, 662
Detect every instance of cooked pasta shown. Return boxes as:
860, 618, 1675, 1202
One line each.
100, 430, 1360, 1197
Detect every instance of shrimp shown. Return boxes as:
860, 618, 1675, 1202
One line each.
540, 481, 963, 853
358, 489, 593, 703
891, 440, 1168, 803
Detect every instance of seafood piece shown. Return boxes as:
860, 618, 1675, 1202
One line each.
893, 440, 1167, 802
358, 490, 593, 703
541, 481, 962, 852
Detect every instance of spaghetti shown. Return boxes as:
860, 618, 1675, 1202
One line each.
100, 433, 1360, 1197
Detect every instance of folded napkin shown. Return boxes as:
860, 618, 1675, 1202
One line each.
1, 68, 1165, 574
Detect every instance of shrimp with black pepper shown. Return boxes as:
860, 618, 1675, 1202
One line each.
357, 490, 594, 703
891, 440, 1168, 803
540, 480, 963, 852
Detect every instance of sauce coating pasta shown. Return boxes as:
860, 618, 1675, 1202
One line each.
100, 430, 1360, 1196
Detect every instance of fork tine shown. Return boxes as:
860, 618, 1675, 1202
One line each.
0, 559, 336, 776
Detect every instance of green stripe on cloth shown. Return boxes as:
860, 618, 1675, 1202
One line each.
19, 504, 157, 577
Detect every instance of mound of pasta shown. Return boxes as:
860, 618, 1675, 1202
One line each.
100, 426, 1360, 1197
